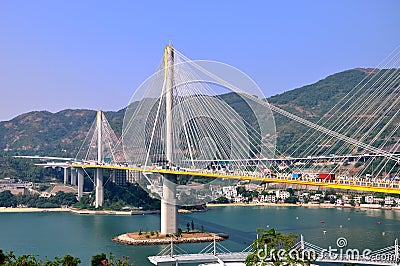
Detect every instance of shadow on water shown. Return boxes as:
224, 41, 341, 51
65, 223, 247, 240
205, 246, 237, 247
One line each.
180, 215, 256, 245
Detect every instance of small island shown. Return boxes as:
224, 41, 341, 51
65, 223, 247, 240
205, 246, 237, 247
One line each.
113, 231, 227, 246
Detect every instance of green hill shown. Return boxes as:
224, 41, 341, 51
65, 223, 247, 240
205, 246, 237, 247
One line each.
268, 68, 371, 154
269, 68, 370, 115
0, 67, 397, 178
0, 68, 370, 157
0, 108, 125, 157
269, 68, 399, 156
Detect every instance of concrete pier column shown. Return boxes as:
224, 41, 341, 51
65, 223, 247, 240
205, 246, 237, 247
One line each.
77, 168, 84, 199
63, 167, 68, 184
70, 168, 77, 186
95, 168, 104, 208
161, 174, 178, 234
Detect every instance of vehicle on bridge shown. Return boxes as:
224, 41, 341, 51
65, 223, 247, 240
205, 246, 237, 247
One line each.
317, 173, 335, 180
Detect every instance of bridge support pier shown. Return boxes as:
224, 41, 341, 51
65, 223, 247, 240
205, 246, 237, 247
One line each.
77, 168, 84, 199
161, 174, 178, 235
70, 168, 77, 186
95, 168, 104, 208
63, 167, 68, 184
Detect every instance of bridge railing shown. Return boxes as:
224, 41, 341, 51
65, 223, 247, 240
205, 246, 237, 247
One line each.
70, 161, 400, 194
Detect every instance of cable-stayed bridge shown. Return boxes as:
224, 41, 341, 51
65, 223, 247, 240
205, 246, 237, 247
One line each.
24, 45, 400, 236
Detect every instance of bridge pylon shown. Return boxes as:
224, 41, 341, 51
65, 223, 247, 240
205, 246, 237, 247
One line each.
161, 45, 178, 235
75, 108, 125, 207
95, 110, 104, 208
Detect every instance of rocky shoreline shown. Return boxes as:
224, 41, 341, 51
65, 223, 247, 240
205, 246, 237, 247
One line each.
69, 208, 160, 215
112, 233, 226, 246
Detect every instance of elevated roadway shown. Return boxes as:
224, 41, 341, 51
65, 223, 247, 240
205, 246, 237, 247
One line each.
70, 163, 400, 195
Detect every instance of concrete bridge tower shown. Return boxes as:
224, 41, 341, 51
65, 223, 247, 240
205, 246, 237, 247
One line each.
161, 45, 178, 234
95, 110, 104, 208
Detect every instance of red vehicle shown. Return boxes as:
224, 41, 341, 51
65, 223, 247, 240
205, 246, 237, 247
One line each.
318, 173, 335, 180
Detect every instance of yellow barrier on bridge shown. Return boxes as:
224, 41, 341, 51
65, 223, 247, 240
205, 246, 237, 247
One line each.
71, 163, 400, 195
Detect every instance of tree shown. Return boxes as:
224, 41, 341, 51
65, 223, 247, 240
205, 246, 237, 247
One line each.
0, 249, 6, 264
245, 228, 313, 266
91, 253, 107, 266
349, 199, 356, 207
2, 252, 43, 266
176, 228, 183, 237
105, 253, 135, 266
354, 162, 363, 168
236, 186, 246, 196
58, 254, 81, 266
252, 190, 259, 198
284, 196, 298, 204
286, 188, 295, 196
191, 220, 194, 231
215, 196, 229, 204
0, 190, 17, 207
0, 250, 134, 266
186, 222, 190, 233
360, 196, 366, 204
51, 191, 78, 206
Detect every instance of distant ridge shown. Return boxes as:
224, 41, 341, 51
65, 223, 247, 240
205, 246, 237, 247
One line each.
0, 68, 379, 157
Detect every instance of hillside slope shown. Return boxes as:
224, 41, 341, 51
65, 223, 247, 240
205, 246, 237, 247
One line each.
0, 68, 392, 159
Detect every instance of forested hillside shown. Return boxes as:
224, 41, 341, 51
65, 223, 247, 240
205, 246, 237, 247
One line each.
268, 68, 371, 154
1, 67, 397, 179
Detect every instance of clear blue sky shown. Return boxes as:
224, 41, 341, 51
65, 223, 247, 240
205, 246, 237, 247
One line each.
0, 0, 399, 122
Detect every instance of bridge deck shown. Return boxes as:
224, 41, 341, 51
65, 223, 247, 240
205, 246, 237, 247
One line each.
71, 163, 400, 194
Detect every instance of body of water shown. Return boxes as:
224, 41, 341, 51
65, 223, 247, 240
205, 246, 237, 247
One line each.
1, 206, 400, 265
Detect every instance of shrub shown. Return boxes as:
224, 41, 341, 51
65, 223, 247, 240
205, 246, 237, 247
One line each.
91, 253, 107, 266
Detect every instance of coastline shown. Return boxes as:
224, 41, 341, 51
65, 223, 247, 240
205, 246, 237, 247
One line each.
0, 202, 397, 214
206, 202, 399, 210
68, 208, 159, 215
0, 207, 159, 215
207, 202, 299, 207
0, 207, 70, 213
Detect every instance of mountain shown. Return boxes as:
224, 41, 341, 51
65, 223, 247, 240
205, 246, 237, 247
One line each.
268, 68, 370, 154
268, 68, 399, 155
0, 109, 125, 157
268, 68, 371, 115
0, 68, 397, 165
